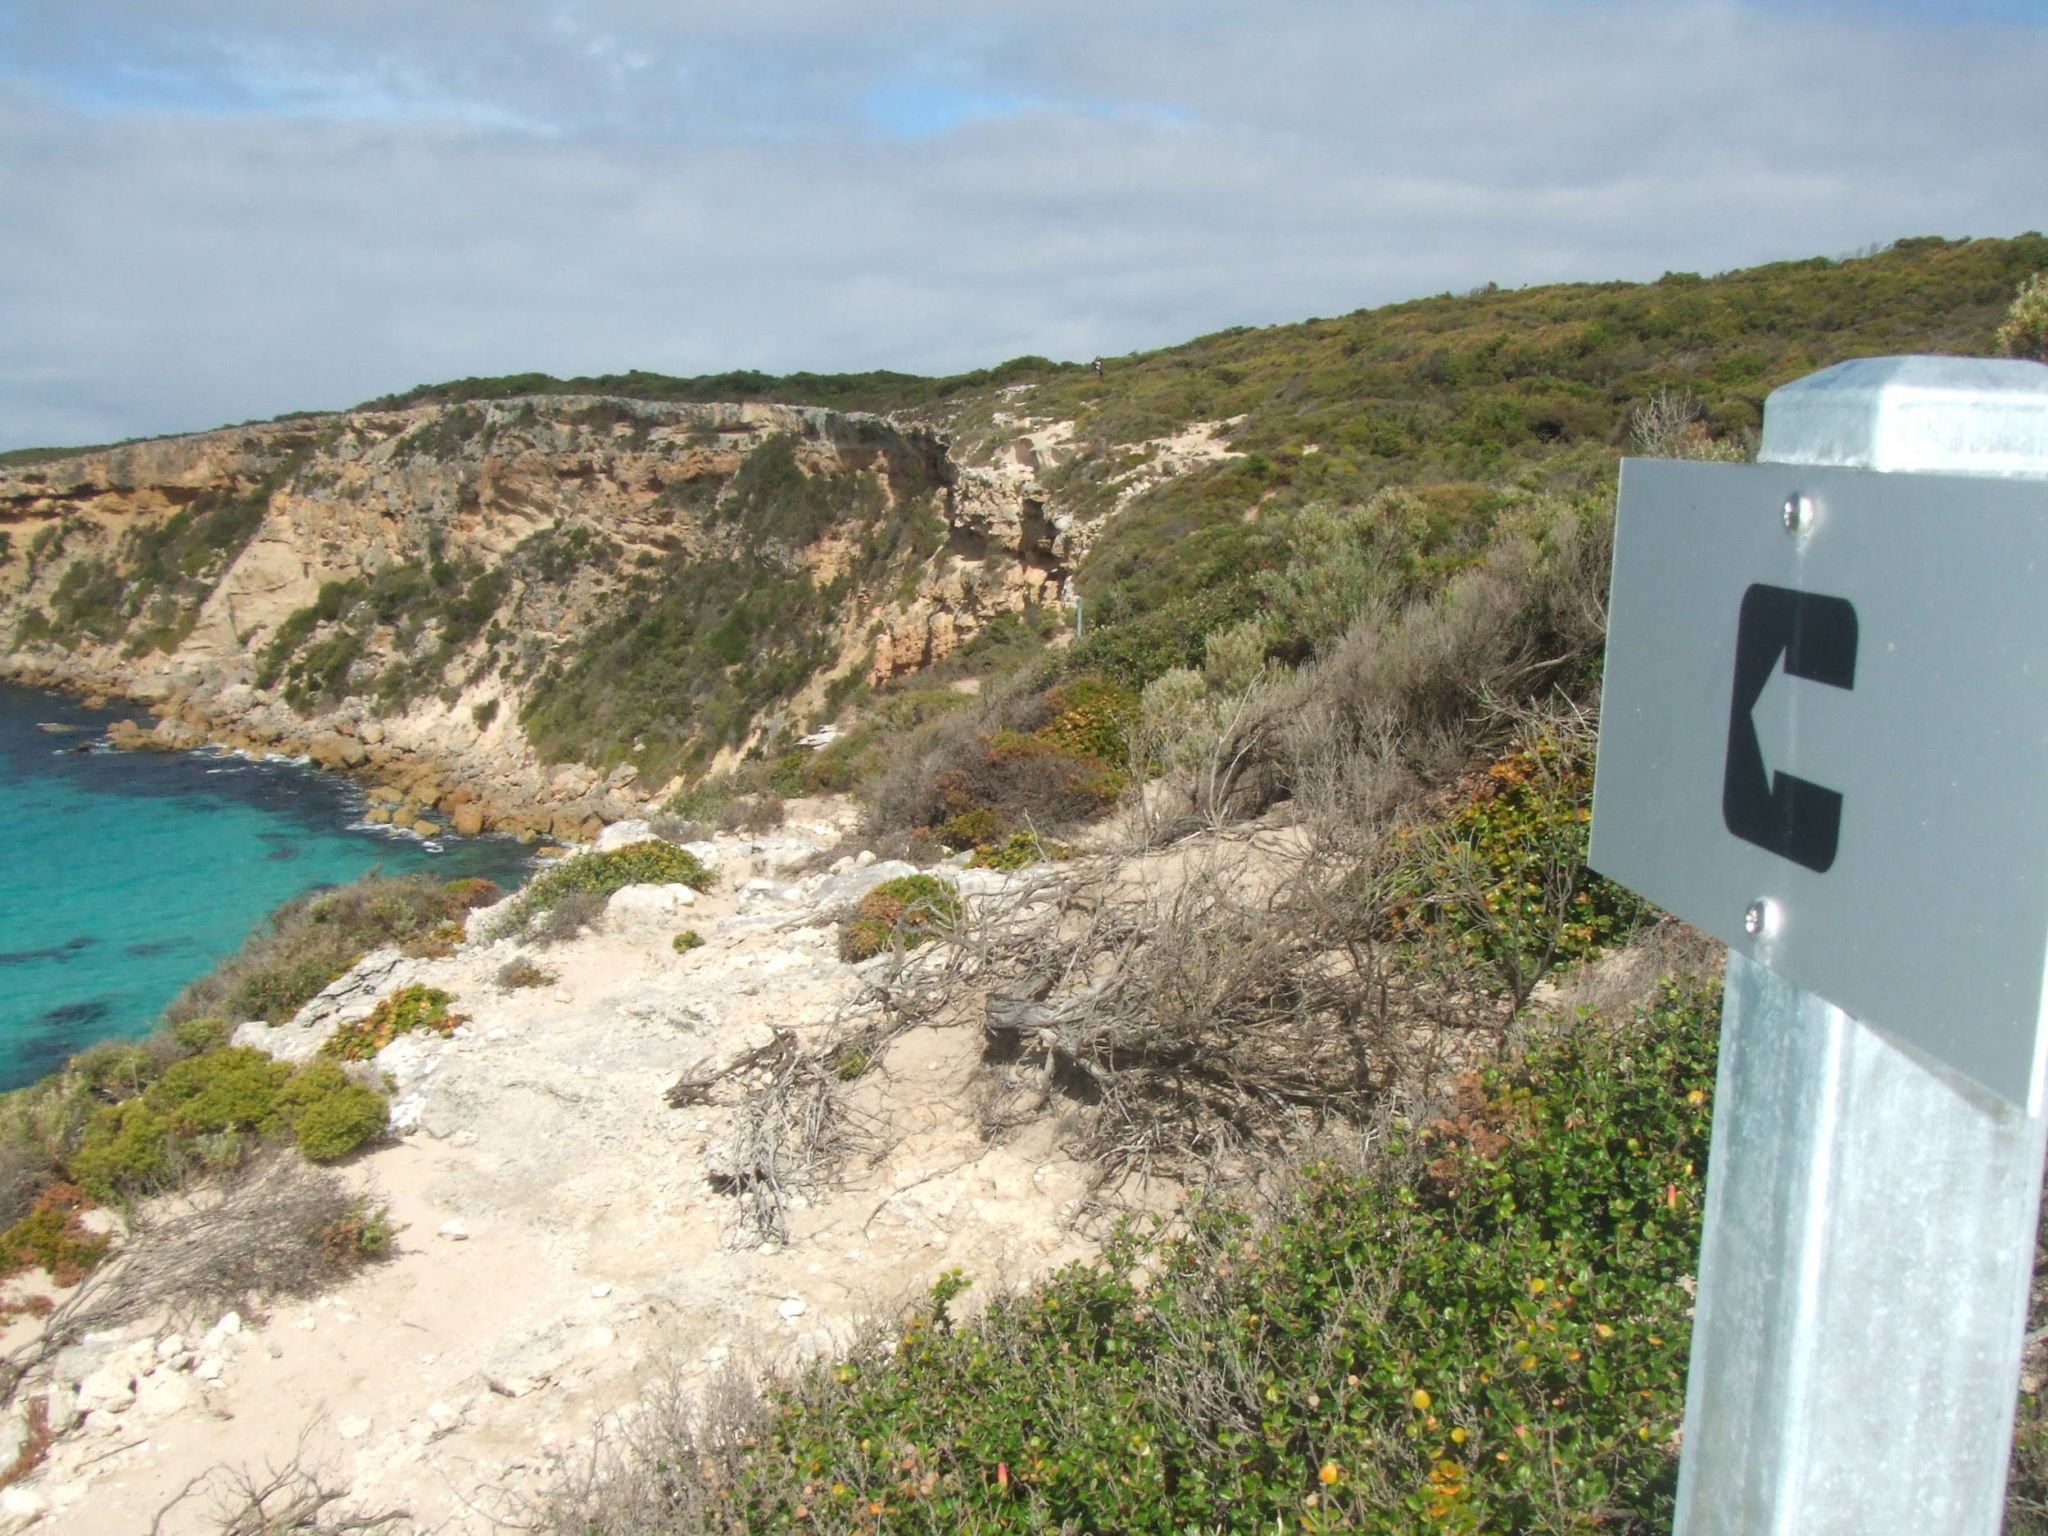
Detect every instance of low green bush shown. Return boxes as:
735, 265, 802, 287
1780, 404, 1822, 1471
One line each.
171, 1016, 233, 1055
65, 1043, 394, 1199
840, 874, 962, 962
1389, 735, 1651, 997
69, 1100, 175, 1202
966, 832, 1075, 870
284, 1065, 390, 1161
0, 1183, 110, 1286
671, 929, 705, 954
148, 1047, 295, 1136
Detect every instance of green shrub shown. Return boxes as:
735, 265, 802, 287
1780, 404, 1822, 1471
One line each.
0, 1184, 110, 1285
966, 832, 1074, 870
671, 929, 705, 954
147, 1047, 294, 1136
1999, 272, 2048, 363
840, 875, 962, 962
171, 1016, 233, 1055
494, 842, 712, 936
1033, 677, 1140, 768
323, 985, 461, 1062
68, 1040, 165, 1104
286, 1069, 390, 1162
69, 1100, 176, 1202
1389, 736, 1650, 996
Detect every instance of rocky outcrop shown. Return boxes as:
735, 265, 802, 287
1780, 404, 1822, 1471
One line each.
0, 396, 1096, 830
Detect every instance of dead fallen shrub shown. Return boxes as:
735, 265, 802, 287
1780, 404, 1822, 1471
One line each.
966, 851, 1432, 1182
2, 1155, 388, 1404
669, 1027, 871, 1249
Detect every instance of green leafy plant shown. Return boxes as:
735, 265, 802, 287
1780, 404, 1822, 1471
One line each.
1390, 735, 1651, 997
966, 832, 1075, 870
67, 1100, 176, 1202
64, 1044, 394, 1199
322, 985, 462, 1062
280, 1063, 390, 1161
839, 875, 963, 962
671, 929, 705, 954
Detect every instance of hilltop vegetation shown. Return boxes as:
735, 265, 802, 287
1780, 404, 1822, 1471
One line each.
389, 234, 2048, 827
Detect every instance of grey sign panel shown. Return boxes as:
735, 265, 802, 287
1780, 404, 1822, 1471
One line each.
1590, 457, 2048, 1112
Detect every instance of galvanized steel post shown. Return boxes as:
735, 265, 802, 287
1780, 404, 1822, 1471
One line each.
1674, 357, 2048, 1534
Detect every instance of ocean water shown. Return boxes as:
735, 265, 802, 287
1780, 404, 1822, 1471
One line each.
0, 681, 534, 1091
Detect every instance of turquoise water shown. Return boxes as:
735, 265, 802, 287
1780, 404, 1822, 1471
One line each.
0, 681, 533, 1090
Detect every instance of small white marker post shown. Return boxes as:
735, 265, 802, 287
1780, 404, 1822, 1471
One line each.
1588, 356, 2048, 1533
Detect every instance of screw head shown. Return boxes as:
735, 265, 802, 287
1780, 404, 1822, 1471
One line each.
1743, 898, 1772, 938
1783, 493, 1813, 536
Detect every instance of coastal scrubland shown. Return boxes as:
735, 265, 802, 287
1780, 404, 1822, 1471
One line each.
0, 240, 2044, 1531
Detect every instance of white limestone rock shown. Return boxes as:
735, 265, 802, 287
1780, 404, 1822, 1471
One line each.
606, 883, 699, 929
595, 819, 658, 853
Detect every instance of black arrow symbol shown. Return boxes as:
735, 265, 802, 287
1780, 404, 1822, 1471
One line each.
1721, 583, 1859, 874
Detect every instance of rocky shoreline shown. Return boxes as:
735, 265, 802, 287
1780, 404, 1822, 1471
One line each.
0, 658, 646, 843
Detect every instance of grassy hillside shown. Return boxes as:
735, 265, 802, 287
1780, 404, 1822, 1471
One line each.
353, 234, 2048, 811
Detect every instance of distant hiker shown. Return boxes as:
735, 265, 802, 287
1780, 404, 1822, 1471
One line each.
1092, 357, 1104, 380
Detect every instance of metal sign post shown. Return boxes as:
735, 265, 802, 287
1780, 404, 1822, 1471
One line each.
1590, 356, 2048, 1533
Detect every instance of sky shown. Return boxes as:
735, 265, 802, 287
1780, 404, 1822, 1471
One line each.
2, 1, 2045, 451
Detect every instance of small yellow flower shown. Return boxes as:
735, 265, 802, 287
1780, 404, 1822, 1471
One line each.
1595, 1323, 1614, 1340
1529, 1277, 1547, 1295
1411, 1388, 1432, 1411
1686, 1089, 1706, 1106
1319, 1461, 1343, 1486
1450, 1426, 1468, 1445
1520, 1354, 1538, 1370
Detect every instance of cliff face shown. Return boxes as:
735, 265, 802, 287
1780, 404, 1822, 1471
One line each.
0, 398, 1090, 836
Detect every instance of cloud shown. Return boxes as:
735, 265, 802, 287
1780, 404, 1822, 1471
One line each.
1, 1, 2043, 449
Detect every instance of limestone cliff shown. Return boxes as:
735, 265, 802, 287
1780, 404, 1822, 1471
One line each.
0, 397, 1095, 835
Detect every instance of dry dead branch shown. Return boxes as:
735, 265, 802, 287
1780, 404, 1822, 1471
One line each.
1, 1155, 366, 1406
148, 1427, 406, 1535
